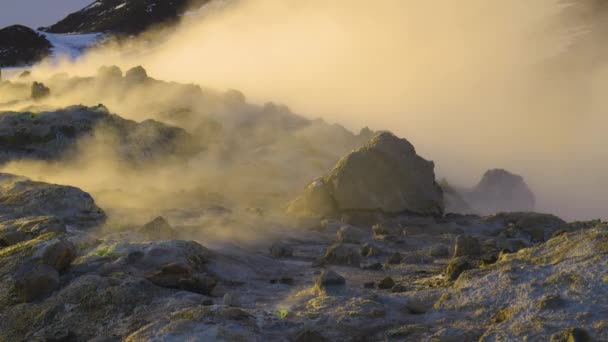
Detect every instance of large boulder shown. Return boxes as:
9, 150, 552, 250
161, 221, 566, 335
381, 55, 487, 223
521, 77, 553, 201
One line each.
288, 131, 443, 217
465, 169, 535, 215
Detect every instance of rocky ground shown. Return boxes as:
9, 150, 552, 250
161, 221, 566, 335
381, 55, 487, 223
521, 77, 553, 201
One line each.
0, 69, 605, 341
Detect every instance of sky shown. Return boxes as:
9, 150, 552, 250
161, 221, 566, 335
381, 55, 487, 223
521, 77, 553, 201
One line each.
0, 0, 91, 28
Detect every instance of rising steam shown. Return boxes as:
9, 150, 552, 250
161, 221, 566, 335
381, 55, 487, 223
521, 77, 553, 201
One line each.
3, 0, 608, 221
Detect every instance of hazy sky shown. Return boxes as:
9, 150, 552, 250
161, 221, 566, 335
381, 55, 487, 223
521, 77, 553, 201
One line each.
0, 0, 91, 28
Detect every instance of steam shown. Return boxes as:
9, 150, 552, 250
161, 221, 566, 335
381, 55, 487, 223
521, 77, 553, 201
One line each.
3, 0, 608, 221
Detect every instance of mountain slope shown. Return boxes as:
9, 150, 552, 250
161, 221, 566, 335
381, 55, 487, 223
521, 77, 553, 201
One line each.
43, 0, 212, 35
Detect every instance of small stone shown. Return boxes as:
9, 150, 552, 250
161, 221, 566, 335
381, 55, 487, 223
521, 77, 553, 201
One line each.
391, 284, 407, 293
445, 256, 472, 281
139, 216, 177, 241
453, 235, 481, 257
295, 329, 329, 342
428, 244, 450, 258
39, 239, 76, 272
269, 242, 293, 258
223, 293, 241, 307
337, 226, 363, 244
314, 270, 346, 295
364, 262, 383, 270
378, 277, 395, 289
386, 252, 402, 265
364, 281, 375, 289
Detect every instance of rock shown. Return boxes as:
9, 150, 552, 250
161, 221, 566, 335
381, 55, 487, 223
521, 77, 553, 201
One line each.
145, 262, 192, 288
287, 178, 337, 218
223, 293, 241, 307
269, 242, 293, 257
537, 294, 566, 310
405, 298, 428, 314
428, 244, 450, 258
445, 256, 473, 281
31, 81, 50, 99
295, 329, 329, 342
125, 66, 149, 83
0, 174, 106, 228
337, 226, 364, 244
38, 238, 76, 272
315, 243, 360, 267
364, 281, 375, 288
0, 25, 51, 67
485, 212, 567, 242
453, 236, 481, 257
315, 270, 346, 294
465, 169, 535, 215
360, 243, 381, 257
13, 263, 59, 302
0, 105, 198, 165
378, 277, 395, 289
386, 252, 402, 265
97, 65, 123, 79
178, 275, 217, 295
138, 217, 177, 240
288, 131, 443, 217
364, 262, 383, 270
372, 221, 403, 237
550, 328, 592, 342
391, 284, 407, 293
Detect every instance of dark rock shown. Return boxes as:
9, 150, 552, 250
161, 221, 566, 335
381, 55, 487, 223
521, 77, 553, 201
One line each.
125, 66, 149, 83
14, 263, 60, 302
145, 262, 192, 288
364, 262, 383, 270
295, 329, 329, 342
315, 243, 360, 267
360, 243, 381, 257
178, 275, 217, 295
0, 25, 51, 67
364, 281, 375, 288
337, 226, 364, 244
378, 277, 395, 289
445, 256, 473, 281
453, 236, 481, 257
31, 82, 50, 99
372, 221, 403, 238
315, 270, 346, 291
138, 217, 176, 240
428, 244, 450, 258
269, 242, 294, 258
39, 239, 76, 272
386, 252, 402, 265
391, 284, 407, 293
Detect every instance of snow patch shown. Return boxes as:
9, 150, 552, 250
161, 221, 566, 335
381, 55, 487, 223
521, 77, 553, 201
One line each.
38, 31, 103, 62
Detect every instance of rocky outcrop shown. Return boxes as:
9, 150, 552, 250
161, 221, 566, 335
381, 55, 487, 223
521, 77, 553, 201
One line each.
0, 25, 51, 67
0, 173, 105, 228
465, 169, 535, 215
288, 131, 443, 218
0, 105, 198, 165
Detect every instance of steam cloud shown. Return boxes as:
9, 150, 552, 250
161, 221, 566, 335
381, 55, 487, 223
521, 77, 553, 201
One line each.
4, 0, 608, 221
